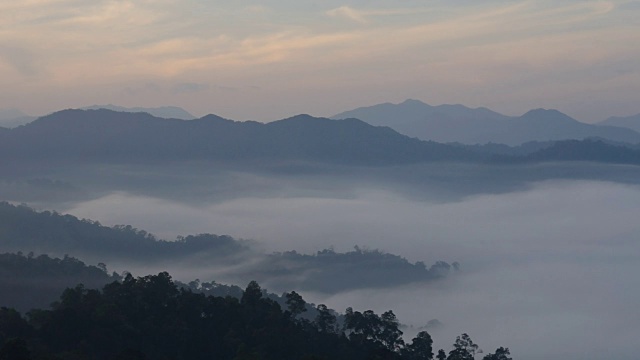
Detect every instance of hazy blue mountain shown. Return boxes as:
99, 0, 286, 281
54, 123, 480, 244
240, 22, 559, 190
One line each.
0, 108, 36, 128
521, 139, 640, 164
333, 100, 640, 145
491, 109, 640, 145
3, 108, 640, 167
598, 113, 640, 133
332, 99, 511, 143
0, 109, 477, 165
451, 140, 557, 156
81, 104, 196, 120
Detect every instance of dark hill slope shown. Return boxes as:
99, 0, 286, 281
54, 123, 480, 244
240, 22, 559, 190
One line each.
0, 109, 477, 165
0, 202, 248, 261
0, 252, 119, 312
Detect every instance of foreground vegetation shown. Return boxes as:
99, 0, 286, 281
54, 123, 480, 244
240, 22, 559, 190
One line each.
0, 272, 511, 360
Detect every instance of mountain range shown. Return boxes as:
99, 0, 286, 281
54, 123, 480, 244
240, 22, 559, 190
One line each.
599, 114, 640, 133
0, 105, 196, 129
0, 109, 37, 128
0, 109, 475, 165
80, 104, 196, 120
332, 99, 640, 145
2, 107, 640, 167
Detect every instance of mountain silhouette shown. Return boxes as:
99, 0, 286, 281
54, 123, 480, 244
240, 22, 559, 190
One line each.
0, 109, 476, 165
333, 100, 640, 145
598, 113, 640, 133
81, 104, 196, 120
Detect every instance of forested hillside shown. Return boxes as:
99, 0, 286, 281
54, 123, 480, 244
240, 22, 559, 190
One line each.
0, 272, 512, 360
0, 202, 455, 293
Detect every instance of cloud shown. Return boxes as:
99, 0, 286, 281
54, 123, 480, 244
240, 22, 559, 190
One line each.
0, 45, 41, 76
619, 0, 640, 10
326, 6, 368, 23
172, 82, 209, 94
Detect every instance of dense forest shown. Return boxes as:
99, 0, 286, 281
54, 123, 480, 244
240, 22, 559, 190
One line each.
0, 272, 512, 360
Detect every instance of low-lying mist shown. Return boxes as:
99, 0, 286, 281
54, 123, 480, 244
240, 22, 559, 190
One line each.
56, 179, 640, 360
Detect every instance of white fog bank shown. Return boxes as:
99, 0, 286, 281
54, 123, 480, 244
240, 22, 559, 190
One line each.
63, 180, 640, 360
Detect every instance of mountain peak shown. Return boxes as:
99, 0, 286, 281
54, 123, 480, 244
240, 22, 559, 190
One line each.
401, 99, 428, 106
81, 104, 195, 120
285, 113, 316, 120
520, 108, 576, 123
198, 114, 233, 123
523, 108, 563, 116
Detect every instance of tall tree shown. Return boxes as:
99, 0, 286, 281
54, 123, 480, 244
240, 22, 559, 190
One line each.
448, 334, 480, 360
482, 347, 511, 360
380, 310, 404, 352
240, 281, 262, 306
285, 291, 307, 318
405, 331, 434, 360
314, 304, 337, 333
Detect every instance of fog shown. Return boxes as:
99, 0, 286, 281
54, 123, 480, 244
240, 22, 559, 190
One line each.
58, 179, 640, 360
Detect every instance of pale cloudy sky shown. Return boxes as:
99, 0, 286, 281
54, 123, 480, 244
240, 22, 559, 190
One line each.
1, 0, 639, 122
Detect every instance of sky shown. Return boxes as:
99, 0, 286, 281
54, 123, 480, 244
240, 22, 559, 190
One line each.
1, 0, 639, 122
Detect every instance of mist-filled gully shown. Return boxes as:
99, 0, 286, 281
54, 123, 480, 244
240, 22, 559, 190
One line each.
56, 179, 640, 360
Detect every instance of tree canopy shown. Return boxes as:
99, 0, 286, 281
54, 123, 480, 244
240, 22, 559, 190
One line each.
0, 273, 512, 360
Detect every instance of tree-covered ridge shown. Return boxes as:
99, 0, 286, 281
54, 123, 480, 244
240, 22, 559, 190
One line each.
0, 273, 511, 360
0, 251, 306, 317
247, 248, 457, 293
0, 202, 457, 293
0, 201, 250, 261
0, 252, 119, 313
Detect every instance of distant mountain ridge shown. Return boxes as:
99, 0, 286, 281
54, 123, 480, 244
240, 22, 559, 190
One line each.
0, 109, 476, 165
598, 114, 640, 133
332, 100, 640, 145
0, 108, 37, 128
81, 104, 196, 120
2, 108, 640, 166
